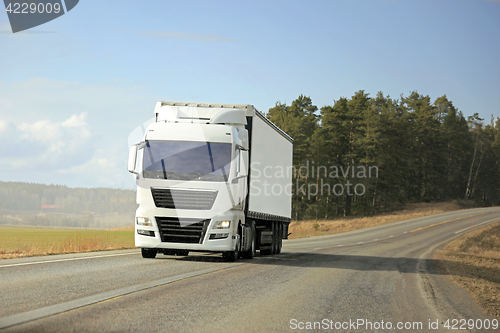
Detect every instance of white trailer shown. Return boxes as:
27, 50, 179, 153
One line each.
128, 101, 293, 260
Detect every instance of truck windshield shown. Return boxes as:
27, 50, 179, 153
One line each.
142, 141, 231, 182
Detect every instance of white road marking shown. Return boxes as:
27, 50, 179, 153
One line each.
0, 263, 243, 330
454, 217, 500, 234
0, 251, 139, 269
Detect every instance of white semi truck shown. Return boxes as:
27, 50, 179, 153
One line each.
128, 101, 293, 260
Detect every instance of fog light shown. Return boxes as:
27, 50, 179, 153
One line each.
209, 233, 229, 239
136, 217, 152, 226
137, 229, 154, 237
213, 220, 231, 229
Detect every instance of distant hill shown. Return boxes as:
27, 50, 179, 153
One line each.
0, 181, 136, 214
0, 181, 137, 229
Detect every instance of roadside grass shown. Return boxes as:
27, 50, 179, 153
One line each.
0, 201, 474, 259
288, 201, 467, 239
434, 221, 500, 318
0, 211, 135, 230
0, 226, 135, 259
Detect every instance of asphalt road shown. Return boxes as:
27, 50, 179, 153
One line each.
1, 207, 499, 332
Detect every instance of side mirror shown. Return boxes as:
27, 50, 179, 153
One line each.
231, 174, 246, 184
128, 145, 138, 173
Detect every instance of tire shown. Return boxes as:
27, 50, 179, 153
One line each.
259, 224, 274, 255
271, 222, 278, 255
141, 248, 157, 259
223, 225, 241, 262
223, 248, 239, 262
276, 223, 282, 254
260, 248, 272, 255
241, 222, 256, 259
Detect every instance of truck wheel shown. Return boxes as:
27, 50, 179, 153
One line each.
223, 249, 239, 262
272, 222, 278, 255
277, 223, 282, 254
241, 222, 256, 259
223, 226, 241, 262
141, 248, 156, 259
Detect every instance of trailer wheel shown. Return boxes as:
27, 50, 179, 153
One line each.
272, 222, 279, 255
276, 223, 282, 254
260, 223, 276, 255
141, 248, 157, 259
259, 247, 272, 255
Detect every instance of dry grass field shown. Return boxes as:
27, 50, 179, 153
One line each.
288, 201, 466, 239
0, 201, 468, 259
0, 211, 135, 230
434, 221, 500, 318
0, 226, 135, 259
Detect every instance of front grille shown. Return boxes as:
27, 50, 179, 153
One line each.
151, 188, 218, 210
156, 217, 210, 244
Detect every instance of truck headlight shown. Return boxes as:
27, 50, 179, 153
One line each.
136, 217, 152, 226
137, 229, 155, 237
213, 220, 231, 229
209, 233, 229, 239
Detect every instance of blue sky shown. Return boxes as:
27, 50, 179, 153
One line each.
0, 0, 499, 189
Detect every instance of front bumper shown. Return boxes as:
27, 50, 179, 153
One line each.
134, 208, 242, 252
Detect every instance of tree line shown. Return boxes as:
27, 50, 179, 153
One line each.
266, 91, 500, 220
1, 91, 499, 224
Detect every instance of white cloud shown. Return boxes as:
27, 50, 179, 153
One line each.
57, 149, 135, 189
0, 120, 7, 134
0, 113, 93, 170
0, 77, 156, 189
0, 114, 135, 189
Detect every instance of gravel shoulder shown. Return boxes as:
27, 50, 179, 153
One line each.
434, 221, 500, 319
